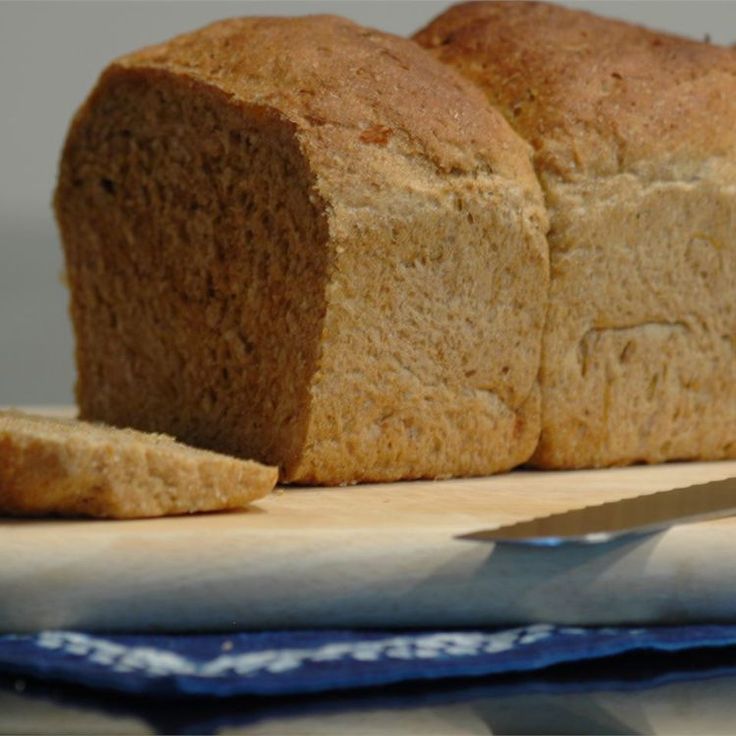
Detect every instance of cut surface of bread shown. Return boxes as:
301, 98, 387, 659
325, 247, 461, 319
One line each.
415, 1, 736, 468
55, 15, 549, 484
0, 410, 277, 519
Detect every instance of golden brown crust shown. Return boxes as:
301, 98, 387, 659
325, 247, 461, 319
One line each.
414, 1, 736, 179
0, 411, 277, 519
114, 14, 542, 198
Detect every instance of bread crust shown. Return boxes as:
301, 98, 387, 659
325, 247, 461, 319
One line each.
114, 14, 542, 194
0, 411, 277, 519
414, 1, 736, 180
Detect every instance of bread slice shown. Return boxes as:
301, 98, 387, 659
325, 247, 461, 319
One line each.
54, 15, 549, 484
0, 410, 277, 519
415, 2, 736, 468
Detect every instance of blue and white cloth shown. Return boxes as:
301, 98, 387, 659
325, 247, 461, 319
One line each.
2, 624, 736, 698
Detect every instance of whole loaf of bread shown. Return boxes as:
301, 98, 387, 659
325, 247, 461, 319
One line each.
416, 1, 736, 468
55, 15, 549, 484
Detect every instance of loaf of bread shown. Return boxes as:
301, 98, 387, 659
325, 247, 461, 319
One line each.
0, 410, 276, 518
55, 15, 549, 484
416, 2, 736, 468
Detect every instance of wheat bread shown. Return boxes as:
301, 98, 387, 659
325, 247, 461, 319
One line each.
55, 15, 549, 484
415, 1, 736, 468
0, 410, 277, 518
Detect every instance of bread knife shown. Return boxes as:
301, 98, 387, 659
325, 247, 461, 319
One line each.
460, 476, 736, 546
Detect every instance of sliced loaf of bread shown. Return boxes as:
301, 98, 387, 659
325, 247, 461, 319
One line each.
55, 15, 549, 484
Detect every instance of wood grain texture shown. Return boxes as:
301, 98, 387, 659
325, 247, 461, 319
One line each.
2, 407, 735, 631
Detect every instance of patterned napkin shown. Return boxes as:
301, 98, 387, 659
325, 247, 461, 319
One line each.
2, 624, 736, 698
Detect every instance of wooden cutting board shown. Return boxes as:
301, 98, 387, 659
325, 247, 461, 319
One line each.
2, 407, 736, 632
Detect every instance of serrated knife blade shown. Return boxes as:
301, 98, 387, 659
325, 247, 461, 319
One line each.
460, 476, 736, 546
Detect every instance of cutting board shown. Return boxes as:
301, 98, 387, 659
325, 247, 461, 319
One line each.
2, 407, 736, 632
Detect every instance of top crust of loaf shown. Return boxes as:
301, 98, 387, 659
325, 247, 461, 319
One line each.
414, 1, 736, 180
107, 14, 544, 206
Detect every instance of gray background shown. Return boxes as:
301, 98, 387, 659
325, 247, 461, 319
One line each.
1, 0, 734, 404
